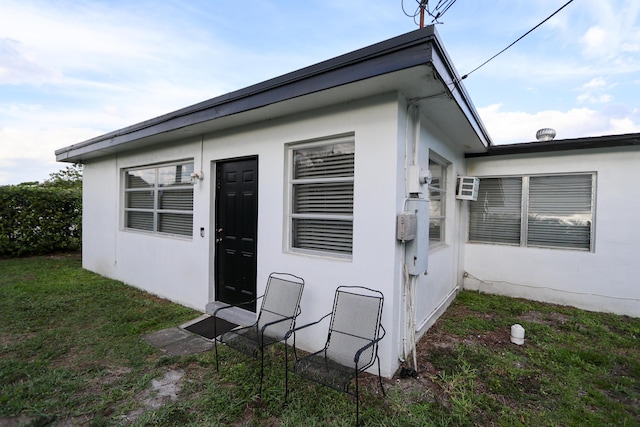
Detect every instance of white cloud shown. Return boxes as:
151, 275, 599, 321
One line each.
0, 37, 61, 85
1, 0, 639, 186
0, 127, 100, 163
479, 103, 640, 144
582, 26, 608, 52
0, 126, 102, 184
583, 77, 607, 89
610, 117, 640, 134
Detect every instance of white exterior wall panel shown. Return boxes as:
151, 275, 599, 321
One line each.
414, 114, 466, 335
82, 94, 404, 377
464, 147, 640, 317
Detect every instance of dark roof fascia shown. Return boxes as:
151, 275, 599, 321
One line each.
465, 133, 640, 158
56, 27, 443, 162
427, 28, 492, 149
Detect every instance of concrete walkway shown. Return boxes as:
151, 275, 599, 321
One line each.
143, 327, 215, 356
143, 304, 255, 356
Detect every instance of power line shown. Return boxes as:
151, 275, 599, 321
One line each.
401, 0, 458, 26
461, 0, 575, 80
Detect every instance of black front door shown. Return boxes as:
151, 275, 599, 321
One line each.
215, 157, 258, 311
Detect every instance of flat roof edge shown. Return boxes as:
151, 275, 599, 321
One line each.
56, 27, 439, 162
465, 133, 640, 158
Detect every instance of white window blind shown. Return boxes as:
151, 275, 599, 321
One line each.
469, 177, 522, 245
428, 157, 448, 247
527, 174, 593, 249
469, 174, 594, 251
124, 161, 194, 237
290, 137, 354, 255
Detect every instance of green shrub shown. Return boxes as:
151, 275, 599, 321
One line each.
0, 185, 81, 257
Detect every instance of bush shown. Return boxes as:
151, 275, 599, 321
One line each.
0, 185, 82, 257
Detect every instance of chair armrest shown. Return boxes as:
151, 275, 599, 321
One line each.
284, 312, 331, 341
354, 324, 386, 364
259, 314, 295, 335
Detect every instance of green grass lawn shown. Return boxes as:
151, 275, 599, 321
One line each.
1, 255, 639, 426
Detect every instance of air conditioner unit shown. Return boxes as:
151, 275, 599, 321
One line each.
456, 176, 479, 201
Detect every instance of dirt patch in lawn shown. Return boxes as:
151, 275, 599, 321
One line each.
120, 369, 184, 424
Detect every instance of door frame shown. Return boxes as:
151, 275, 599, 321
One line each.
210, 155, 259, 311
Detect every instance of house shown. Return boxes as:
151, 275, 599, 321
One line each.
464, 133, 640, 318
55, 26, 639, 379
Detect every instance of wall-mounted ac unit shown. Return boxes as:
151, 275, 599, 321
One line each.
456, 176, 479, 201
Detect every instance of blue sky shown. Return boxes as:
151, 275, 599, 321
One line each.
1, 0, 639, 185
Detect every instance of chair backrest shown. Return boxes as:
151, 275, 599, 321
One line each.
257, 272, 305, 340
325, 286, 384, 370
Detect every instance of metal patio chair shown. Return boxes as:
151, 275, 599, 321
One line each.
213, 272, 304, 395
285, 286, 386, 425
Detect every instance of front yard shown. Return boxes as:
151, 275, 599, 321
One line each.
1, 255, 638, 426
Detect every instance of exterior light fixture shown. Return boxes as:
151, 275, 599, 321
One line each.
190, 171, 204, 184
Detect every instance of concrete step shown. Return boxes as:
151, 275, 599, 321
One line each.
204, 301, 256, 327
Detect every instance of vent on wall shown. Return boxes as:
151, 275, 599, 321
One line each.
456, 176, 479, 201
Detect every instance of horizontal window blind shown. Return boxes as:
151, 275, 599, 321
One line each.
428, 156, 448, 247
291, 138, 354, 255
429, 221, 442, 242
126, 191, 154, 209
292, 218, 353, 254
293, 183, 354, 214
527, 174, 592, 250
126, 211, 154, 231
469, 177, 522, 245
124, 161, 194, 237
159, 213, 193, 236
159, 189, 194, 210
469, 174, 594, 251
294, 144, 354, 179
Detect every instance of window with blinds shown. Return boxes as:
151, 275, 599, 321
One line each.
469, 174, 594, 251
124, 161, 194, 237
428, 156, 448, 248
290, 136, 354, 256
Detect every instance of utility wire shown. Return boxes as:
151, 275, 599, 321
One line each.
461, 0, 575, 80
401, 0, 457, 25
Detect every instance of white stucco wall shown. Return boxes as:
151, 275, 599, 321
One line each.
83, 93, 410, 377
391, 100, 468, 363
82, 90, 480, 376
464, 146, 640, 317
413, 111, 466, 336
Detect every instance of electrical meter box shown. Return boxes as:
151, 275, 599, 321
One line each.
405, 198, 429, 275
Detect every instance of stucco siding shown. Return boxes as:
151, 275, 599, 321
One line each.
82, 157, 118, 278
415, 114, 467, 333
464, 147, 640, 316
82, 93, 406, 377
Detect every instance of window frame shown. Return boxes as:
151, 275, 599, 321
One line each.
428, 152, 449, 249
286, 134, 355, 258
122, 160, 195, 238
468, 172, 596, 252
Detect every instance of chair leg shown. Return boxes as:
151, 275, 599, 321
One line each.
284, 344, 290, 403
355, 369, 360, 426
259, 347, 264, 397
214, 338, 219, 372
376, 355, 386, 397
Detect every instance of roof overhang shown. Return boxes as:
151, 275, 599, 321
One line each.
56, 26, 492, 163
